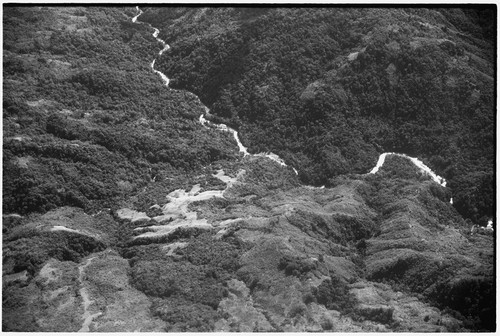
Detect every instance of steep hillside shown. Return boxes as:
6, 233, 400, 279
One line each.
2, 5, 495, 332
146, 6, 495, 227
3, 6, 239, 216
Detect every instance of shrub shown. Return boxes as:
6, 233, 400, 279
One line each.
431, 276, 495, 331
182, 233, 242, 275
129, 233, 243, 312
278, 255, 317, 277
333, 214, 377, 241
130, 259, 226, 308
313, 273, 358, 315
356, 306, 394, 324
320, 317, 335, 331
302, 292, 316, 304
3, 231, 105, 275
288, 303, 307, 318
236, 268, 261, 291
151, 297, 220, 332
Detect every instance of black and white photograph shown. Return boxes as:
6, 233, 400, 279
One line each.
2, 3, 496, 332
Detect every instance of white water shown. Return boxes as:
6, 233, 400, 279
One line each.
152, 28, 171, 55
133, 7, 295, 173
133, 8, 455, 191
486, 219, 493, 231
131, 6, 141, 23
150, 59, 170, 86
368, 152, 446, 187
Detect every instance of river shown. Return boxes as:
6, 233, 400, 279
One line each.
134, 6, 292, 171
132, 6, 452, 192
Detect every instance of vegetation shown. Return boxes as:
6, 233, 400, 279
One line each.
126, 233, 244, 331
433, 276, 495, 331
3, 6, 238, 216
145, 6, 494, 226
358, 157, 494, 331
2, 5, 495, 333
3, 230, 105, 276
313, 273, 358, 315
151, 297, 221, 332
278, 255, 317, 277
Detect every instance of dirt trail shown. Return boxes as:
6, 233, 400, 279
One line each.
78, 256, 101, 332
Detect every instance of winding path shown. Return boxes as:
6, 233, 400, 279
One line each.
132, 7, 450, 190
78, 257, 101, 332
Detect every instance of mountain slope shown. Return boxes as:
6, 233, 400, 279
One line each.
3, 6, 239, 216
2, 5, 495, 332
147, 6, 495, 226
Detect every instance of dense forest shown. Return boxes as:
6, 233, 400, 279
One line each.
2, 5, 495, 333
3, 6, 239, 216
144, 7, 495, 227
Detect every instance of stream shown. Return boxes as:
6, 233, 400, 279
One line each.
368, 152, 446, 187
133, 7, 295, 171
132, 7, 454, 195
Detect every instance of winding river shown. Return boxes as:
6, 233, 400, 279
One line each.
132, 7, 451, 191
368, 152, 446, 187
133, 7, 294, 171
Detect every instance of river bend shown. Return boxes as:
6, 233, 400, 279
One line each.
133, 7, 451, 190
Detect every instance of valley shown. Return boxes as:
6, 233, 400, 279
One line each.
2, 5, 495, 332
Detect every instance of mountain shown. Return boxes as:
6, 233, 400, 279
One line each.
2, 5, 495, 332
148, 6, 495, 226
